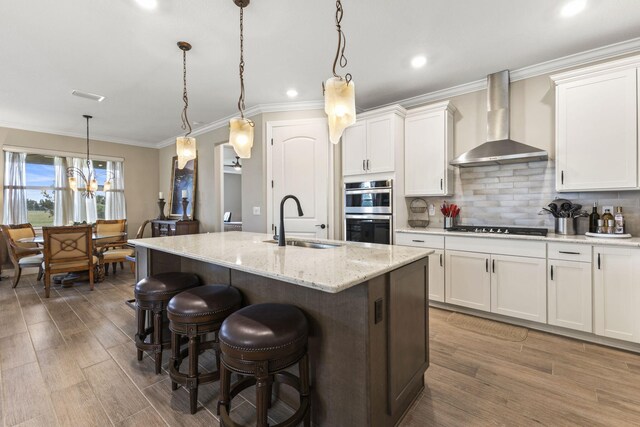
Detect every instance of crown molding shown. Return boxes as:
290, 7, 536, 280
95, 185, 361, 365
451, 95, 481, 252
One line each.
0, 120, 156, 148
156, 100, 324, 148
368, 36, 640, 111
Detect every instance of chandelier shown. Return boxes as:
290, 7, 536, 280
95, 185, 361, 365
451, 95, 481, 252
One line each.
229, 0, 254, 159
176, 41, 197, 169
66, 115, 113, 199
324, 0, 356, 144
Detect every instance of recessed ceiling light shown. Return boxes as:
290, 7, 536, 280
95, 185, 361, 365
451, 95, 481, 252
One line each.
561, 0, 586, 17
411, 55, 427, 69
71, 90, 106, 102
286, 89, 298, 98
135, 0, 157, 10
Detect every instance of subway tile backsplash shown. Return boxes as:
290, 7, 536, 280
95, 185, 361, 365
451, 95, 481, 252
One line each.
407, 160, 640, 235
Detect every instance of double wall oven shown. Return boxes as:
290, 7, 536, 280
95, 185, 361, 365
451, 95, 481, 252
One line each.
344, 180, 393, 245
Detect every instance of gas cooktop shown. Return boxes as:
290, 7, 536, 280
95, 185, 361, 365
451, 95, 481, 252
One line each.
446, 225, 548, 237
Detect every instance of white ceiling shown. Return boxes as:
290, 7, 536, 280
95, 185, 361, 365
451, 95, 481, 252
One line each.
1, 0, 640, 148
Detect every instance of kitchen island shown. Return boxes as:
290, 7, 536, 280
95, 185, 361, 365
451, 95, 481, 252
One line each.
130, 232, 432, 426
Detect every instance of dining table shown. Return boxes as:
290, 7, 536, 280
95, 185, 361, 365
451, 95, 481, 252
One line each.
18, 231, 128, 285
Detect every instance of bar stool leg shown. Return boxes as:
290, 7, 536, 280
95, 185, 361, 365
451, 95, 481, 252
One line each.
300, 353, 311, 427
188, 335, 199, 414
170, 331, 180, 391
153, 309, 163, 374
136, 308, 145, 361
267, 375, 273, 409
256, 362, 270, 427
217, 363, 231, 416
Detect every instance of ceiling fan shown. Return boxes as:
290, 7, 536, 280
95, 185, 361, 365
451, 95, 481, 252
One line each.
225, 156, 242, 171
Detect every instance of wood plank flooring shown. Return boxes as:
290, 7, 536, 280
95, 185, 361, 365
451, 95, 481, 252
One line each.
2, 271, 640, 426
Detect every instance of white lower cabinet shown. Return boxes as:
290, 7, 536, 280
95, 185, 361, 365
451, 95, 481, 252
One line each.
445, 250, 491, 312
395, 232, 445, 302
593, 246, 640, 343
548, 260, 592, 332
491, 254, 547, 323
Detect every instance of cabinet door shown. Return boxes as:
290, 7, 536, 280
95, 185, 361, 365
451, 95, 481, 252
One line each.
593, 246, 640, 342
491, 254, 546, 323
405, 111, 446, 196
556, 68, 638, 191
429, 250, 445, 302
445, 250, 490, 312
366, 115, 395, 174
342, 121, 367, 176
548, 260, 592, 332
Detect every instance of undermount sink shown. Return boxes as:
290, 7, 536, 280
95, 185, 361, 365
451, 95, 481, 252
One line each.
263, 239, 342, 249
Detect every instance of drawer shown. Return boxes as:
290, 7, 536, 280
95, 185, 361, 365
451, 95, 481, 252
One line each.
548, 243, 591, 263
395, 232, 444, 249
446, 236, 546, 258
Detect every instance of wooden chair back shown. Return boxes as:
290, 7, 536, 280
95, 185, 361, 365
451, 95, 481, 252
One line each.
1, 223, 40, 263
95, 219, 127, 248
42, 225, 93, 272
135, 220, 151, 239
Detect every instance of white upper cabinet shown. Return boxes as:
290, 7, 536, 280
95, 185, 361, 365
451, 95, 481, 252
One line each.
341, 106, 405, 177
552, 58, 639, 192
404, 101, 455, 196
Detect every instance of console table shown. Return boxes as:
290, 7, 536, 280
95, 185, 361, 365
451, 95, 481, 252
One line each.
151, 219, 199, 237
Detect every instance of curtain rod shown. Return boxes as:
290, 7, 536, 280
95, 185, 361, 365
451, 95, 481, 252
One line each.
2, 145, 125, 162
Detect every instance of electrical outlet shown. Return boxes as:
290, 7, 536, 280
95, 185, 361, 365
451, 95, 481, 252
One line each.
428, 204, 435, 216
253, 206, 261, 215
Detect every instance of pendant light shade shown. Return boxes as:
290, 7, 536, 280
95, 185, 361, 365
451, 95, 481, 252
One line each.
176, 41, 197, 169
323, 0, 355, 144
176, 136, 197, 168
325, 76, 356, 144
69, 176, 78, 192
229, 118, 254, 159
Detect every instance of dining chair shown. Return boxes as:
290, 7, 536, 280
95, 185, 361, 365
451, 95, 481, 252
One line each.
95, 219, 132, 275
1, 223, 44, 288
42, 225, 96, 298
125, 219, 151, 274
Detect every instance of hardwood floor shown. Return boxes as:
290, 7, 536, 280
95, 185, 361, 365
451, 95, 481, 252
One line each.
400, 308, 640, 427
3, 271, 640, 426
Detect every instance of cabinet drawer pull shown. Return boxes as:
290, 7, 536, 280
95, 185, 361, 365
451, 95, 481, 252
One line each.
440, 178, 443, 190
598, 253, 601, 270
439, 254, 443, 267
367, 159, 370, 170
362, 160, 366, 171
558, 251, 580, 255
550, 265, 554, 280
561, 170, 564, 185
486, 259, 489, 273
492, 259, 495, 273
411, 239, 425, 243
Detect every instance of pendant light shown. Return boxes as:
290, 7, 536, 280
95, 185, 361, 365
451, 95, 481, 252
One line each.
176, 41, 197, 169
66, 115, 113, 199
229, 0, 254, 159
324, 0, 356, 144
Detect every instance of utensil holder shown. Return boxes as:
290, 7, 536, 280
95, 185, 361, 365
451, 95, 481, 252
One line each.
444, 217, 456, 229
555, 218, 576, 235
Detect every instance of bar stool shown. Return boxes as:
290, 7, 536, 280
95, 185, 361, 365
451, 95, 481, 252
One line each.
217, 303, 310, 427
167, 284, 242, 414
135, 272, 201, 374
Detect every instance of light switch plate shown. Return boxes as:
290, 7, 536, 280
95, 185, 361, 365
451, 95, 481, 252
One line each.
253, 206, 261, 215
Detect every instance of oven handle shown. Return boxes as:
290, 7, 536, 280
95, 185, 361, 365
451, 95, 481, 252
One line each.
344, 188, 392, 195
345, 214, 393, 220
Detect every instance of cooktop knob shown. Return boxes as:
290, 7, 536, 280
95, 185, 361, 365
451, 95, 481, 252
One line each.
504, 229, 510, 234
497, 229, 503, 233
482, 228, 488, 233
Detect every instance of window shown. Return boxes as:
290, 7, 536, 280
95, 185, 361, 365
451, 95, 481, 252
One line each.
25, 154, 56, 226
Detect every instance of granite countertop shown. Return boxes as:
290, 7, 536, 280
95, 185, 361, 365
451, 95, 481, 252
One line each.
396, 227, 640, 247
130, 232, 432, 294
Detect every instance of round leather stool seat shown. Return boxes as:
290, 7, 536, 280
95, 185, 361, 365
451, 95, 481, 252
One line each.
135, 272, 200, 301
220, 303, 308, 370
168, 285, 242, 324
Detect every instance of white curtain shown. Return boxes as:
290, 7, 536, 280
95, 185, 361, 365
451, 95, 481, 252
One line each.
72, 158, 97, 224
2, 152, 28, 224
53, 157, 73, 226
105, 160, 126, 220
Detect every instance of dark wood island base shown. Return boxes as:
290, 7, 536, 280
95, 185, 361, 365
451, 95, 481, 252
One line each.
135, 247, 429, 426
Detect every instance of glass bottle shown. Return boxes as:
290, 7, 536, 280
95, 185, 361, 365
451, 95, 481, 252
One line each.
614, 207, 625, 234
588, 202, 599, 233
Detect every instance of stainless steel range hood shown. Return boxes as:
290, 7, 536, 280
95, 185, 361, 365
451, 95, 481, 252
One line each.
450, 70, 548, 167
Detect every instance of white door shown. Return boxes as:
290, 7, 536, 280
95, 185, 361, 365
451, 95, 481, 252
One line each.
594, 246, 640, 342
366, 115, 395, 174
429, 249, 445, 302
271, 120, 330, 239
548, 260, 592, 332
445, 250, 491, 312
556, 68, 638, 191
341, 121, 367, 176
490, 254, 547, 323
405, 111, 445, 196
